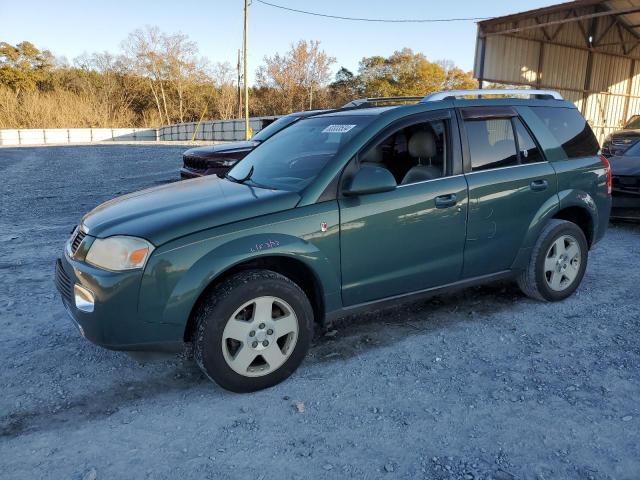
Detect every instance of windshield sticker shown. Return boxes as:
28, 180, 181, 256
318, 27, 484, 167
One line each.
322, 124, 356, 134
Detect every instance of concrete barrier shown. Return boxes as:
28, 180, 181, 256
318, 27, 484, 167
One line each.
0, 116, 280, 145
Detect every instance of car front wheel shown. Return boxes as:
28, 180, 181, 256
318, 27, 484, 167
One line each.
194, 269, 314, 393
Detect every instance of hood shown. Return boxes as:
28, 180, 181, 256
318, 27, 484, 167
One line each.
610, 155, 640, 177
610, 130, 640, 141
184, 141, 257, 158
81, 176, 300, 245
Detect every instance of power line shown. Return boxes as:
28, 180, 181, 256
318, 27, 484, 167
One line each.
254, 0, 491, 23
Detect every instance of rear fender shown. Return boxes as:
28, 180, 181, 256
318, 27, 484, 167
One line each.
510, 189, 597, 270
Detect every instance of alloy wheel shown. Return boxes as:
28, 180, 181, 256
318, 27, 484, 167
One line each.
543, 234, 581, 292
221, 296, 299, 377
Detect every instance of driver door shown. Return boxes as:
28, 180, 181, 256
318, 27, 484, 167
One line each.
338, 111, 469, 306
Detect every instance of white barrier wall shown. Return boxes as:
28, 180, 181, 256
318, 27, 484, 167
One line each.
0, 116, 280, 146
157, 117, 277, 142
0, 128, 157, 146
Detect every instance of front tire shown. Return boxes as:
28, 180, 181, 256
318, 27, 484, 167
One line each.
517, 219, 588, 302
194, 269, 314, 393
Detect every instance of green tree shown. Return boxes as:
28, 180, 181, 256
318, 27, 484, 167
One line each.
354, 49, 476, 98
0, 41, 54, 93
328, 67, 360, 105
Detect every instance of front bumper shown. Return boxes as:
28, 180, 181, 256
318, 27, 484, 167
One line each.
55, 254, 183, 352
611, 190, 640, 220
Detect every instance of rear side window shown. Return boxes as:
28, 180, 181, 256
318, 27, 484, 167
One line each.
466, 119, 518, 171
530, 107, 599, 158
514, 118, 543, 164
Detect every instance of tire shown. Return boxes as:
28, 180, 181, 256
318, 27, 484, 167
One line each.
517, 219, 588, 302
194, 269, 314, 393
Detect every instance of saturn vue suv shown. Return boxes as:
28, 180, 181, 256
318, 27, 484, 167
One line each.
56, 89, 611, 392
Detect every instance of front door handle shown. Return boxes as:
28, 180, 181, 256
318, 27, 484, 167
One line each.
530, 179, 549, 191
435, 193, 457, 209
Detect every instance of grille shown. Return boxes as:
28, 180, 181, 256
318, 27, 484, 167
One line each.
55, 259, 73, 303
613, 176, 640, 193
69, 228, 86, 256
611, 137, 637, 146
183, 156, 208, 170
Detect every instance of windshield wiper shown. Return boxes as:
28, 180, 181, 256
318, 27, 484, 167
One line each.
225, 165, 254, 184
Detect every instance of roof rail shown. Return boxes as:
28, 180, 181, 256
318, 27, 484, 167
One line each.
421, 89, 563, 102
342, 96, 424, 108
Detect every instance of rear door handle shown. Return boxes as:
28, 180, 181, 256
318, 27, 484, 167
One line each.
530, 179, 549, 191
435, 193, 457, 208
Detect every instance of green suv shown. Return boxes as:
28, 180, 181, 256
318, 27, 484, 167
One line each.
56, 89, 612, 392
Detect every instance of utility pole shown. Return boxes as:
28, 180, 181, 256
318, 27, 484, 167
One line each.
237, 49, 242, 119
243, 0, 250, 140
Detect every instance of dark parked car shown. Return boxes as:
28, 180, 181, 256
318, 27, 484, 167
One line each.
602, 114, 640, 157
180, 112, 323, 178
181, 97, 425, 178
609, 142, 640, 220
57, 89, 611, 392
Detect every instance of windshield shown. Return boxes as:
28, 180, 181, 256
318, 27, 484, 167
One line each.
252, 115, 297, 142
625, 115, 640, 129
227, 115, 374, 191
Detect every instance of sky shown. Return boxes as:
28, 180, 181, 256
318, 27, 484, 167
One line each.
0, 0, 559, 83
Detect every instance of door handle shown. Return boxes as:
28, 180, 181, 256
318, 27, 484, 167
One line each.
530, 179, 549, 191
435, 193, 457, 208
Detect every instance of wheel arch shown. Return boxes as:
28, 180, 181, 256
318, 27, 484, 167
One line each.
511, 189, 598, 270
182, 254, 327, 343
552, 205, 595, 247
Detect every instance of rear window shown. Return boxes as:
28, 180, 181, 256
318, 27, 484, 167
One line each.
530, 107, 599, 158
466, 119, 518, 171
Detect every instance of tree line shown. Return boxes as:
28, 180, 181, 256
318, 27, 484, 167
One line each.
0, 27, 477, 129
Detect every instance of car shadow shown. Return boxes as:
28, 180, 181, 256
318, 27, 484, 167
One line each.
1, 281, 525, 439
307, 280, 524, 366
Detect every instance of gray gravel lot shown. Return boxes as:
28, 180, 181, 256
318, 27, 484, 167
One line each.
1, 144, 639, 480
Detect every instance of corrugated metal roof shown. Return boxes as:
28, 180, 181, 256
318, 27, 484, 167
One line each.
478, 0, 640, 59
475, 1, 640, 141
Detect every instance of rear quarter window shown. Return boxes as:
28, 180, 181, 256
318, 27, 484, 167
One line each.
530, 107, 599, 158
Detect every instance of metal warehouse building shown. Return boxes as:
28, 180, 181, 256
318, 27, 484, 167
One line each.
474, 0, 640, 142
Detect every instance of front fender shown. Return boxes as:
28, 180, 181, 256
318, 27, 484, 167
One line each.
161, 233, 339, 325
138, 202, 341, 330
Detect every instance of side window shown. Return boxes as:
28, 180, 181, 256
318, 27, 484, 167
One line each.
529, 107, 599, 158
466, 119, 518, 171
360, 119, 449, 186
514, 118, 544, 164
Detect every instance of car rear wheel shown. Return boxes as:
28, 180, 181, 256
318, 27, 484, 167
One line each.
517, 219, 588, 302
194, 269, 314, 393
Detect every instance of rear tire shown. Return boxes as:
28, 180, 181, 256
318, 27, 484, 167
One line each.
517, 219, 588, 302
194, 269, 314, 393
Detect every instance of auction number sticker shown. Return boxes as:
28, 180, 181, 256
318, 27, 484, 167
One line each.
322, 124, 357, 133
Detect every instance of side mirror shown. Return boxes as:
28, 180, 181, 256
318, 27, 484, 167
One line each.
343, 164, 397, 196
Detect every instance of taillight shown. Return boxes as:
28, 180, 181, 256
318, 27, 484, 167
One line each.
600, 155, 612, 195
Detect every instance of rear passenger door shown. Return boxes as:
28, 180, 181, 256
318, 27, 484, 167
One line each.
460, 106, 557, 278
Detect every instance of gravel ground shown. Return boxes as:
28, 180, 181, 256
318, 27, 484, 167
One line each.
1, 144, 639, 480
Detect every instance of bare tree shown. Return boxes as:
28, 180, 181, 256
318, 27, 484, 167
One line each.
122, 26, 171, 124
256, 40, 335, 113
211, 62, 237, 120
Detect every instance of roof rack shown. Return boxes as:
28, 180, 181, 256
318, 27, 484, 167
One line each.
342, 96, 424, 108
421, 89, 563, 102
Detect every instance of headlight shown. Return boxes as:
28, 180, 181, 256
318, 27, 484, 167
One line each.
85, 236, 154, 271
